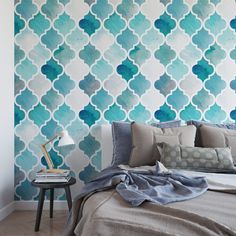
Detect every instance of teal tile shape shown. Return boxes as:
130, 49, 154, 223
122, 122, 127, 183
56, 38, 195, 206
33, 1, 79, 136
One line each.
129, 43, 151, 66
130, 73, 151, 96
142, 28, 164, 51
230, 109, 236, 122
217, 28, 236, 51
79, 73, 100, 96
230, 47, 236, 63
42, 0, 63, 20
16, 179, 38, 200
192, 58, 214, 81
41, 58, 63, 81
54, 73, 76, 96
54, 103, 76, 127
15, 44, 25, 66
16, 58, 37, 81
155, 43, 176, 66
41, 88, 63, 112
129, 12, 151, 36
16, 0, 37, 21
117, 0, 139, 21
85, 0, 96, 6
15, 13, 25, 35
104, 12, 126, 36
167, 88, 189, 111
41, 118, 62, 139
155, 73, 176, 96
79, 134, 100, 157
16, 88, 38, 112
167, 0, 189, 21
91, 89, 113, 111
91, 151, 102, 171
192, 88, 214, 111
129, 103, 151, 122
79, 12, 101, 36
205, 73, 226, 96
66, 28, 89, 51
135, 0, 145, 5
91, 0, 113, 21
15, 104, 25, 126
29, 43, 51, 67
167, 58, 188, 81
154, 12, 176, 36
29, 12, 50, 36
117, 58, 138, 81
192, 0, 214, 21
79, 164, 99, 183
91, 58, 113, 81
205, 103, 226, 123
41, 28, 63, 51
160, 0, 171, 6
210, 0, 220, 5
192, 28, 214, 51
230, 77, 236, 92
67, 118, 89, 144
104, 103, 126, 122
28, 103, 50, 127
205, 43, 226, 66
79, 103, 101, 127
180, 103, 201, 121
15, 75, 25, 96
54, 42, 75, 66
154, 103, 176, 122
15, 166, 25, 186
15, 135, 25, 157
117, 88, 139, 111
104, 43, 126, 66
16, 149, 37, 172
59, 0, 70, 5
54, 12, 75, 36
205, 13, 226, 36
180, 13, 201, 36
28, 133, 47, 158
230, 17, 236, 32
117, 28, 139, 51
79, 43, 100, 66
41, 149, 63, 168
179, 43, 201, 65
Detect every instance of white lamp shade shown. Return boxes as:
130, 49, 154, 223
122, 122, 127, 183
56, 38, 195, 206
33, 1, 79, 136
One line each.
58, 130, 74, 147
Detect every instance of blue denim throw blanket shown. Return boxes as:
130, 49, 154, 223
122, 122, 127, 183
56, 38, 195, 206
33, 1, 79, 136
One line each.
78, 163, 208, 206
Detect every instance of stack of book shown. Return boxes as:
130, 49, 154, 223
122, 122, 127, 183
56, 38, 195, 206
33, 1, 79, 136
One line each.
35, 169, 71, 183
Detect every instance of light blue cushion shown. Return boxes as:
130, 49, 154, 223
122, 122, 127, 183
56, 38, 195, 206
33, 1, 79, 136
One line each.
111, 120, 181, 166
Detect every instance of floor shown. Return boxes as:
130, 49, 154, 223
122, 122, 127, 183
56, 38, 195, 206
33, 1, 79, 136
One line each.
0, 210, 68, 236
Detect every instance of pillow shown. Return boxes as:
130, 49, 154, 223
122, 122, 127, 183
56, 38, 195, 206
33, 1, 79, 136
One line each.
129, 123, 196, 167
111, 120, 181, 166
200, 125, 236, 164
159, 143, 235, 172
187, 120, 236, 147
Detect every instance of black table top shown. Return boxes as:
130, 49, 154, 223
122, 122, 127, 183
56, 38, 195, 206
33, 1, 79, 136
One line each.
31, 177, 76, 188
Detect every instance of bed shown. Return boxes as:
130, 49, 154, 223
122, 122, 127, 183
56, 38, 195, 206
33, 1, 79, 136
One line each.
64, 124, 236, 236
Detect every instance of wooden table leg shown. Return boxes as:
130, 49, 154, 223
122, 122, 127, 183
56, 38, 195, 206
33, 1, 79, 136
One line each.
50, 188, 54, 218
35, 188, 45, 232
64, 186, 72, 211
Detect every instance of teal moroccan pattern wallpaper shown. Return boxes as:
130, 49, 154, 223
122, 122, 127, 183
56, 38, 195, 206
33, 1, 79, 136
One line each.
15, 0, 236, 200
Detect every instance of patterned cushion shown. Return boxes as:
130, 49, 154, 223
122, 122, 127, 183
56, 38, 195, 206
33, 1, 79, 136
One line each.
159, 143, 235, 172
111, 120, 181, 166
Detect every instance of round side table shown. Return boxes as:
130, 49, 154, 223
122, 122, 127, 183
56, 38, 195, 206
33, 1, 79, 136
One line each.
31, 177, 76, 232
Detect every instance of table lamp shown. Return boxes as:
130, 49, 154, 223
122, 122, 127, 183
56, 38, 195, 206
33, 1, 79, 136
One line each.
41, 130, 74, 173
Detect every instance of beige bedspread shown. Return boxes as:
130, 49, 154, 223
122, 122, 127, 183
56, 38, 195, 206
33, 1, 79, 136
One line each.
73, 190, 236, 236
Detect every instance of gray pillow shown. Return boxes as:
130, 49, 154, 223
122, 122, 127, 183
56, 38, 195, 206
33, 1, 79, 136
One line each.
111, 120, 181, 166
200, 125, 236, 165
187, 120, 236, 147
129, 123, 196, 167
159, 143, 235, 172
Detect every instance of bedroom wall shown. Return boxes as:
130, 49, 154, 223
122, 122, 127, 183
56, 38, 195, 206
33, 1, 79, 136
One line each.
14, 0, 236, 201
0, 0, 14, 219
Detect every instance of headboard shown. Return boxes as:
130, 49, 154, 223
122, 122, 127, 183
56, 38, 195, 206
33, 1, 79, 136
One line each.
101, 125, 113, 169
